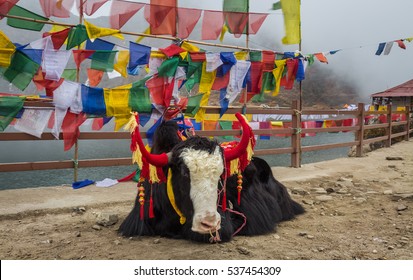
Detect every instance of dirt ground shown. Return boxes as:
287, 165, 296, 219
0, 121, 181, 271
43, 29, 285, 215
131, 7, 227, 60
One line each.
0, 141, 412, 260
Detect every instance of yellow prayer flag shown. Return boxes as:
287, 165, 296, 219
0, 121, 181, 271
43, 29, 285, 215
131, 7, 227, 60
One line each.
234, 51, 248, 60
281, 0, 301, 45
0, 30, 16, 67
179, 51, 188, 60
272, 59, 287, 95
181, 41, 200, 52
84, 20, 124, 41
199, 62, 216, 94
150, 51, 167, 59
103, 88, 131, 118
114, 50, 130, 78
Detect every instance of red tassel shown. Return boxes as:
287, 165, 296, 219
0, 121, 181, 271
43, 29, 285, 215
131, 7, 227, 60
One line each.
222, 189, 227, 212
149, 196, 155, 218
237, 191, 241, 206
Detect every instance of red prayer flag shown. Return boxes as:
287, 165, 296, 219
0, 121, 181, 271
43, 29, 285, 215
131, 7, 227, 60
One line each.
146, 0, 177, 35
43, 27, 71, 50
249, 13, 268, 34
212, 71, 230, 90
177, 7, 201, 39
33, 67, 64, 97
160, 44, 185, 57
47, 110, 55, 129
189, 52, 206, 62
262, 50, 275, 71
72, 49, 95, 68
224, 11, 248, 38
146, 75, 167, 106
79, 0, 109, 16
396, 40, 406, 50
201, 10, 224, 40
92, 117, 104, 130
39, 0, 74, 18
280, 59, 298, 90
109, 0, 145, 29
0, 0, 19, 19
62, 112, 87, 151
87, 68, 104, 87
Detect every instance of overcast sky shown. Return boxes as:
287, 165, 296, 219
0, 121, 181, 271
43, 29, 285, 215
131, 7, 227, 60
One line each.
3, 0, 413, 100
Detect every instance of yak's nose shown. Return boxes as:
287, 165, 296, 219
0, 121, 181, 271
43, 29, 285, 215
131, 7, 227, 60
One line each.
192, 211, 221, 234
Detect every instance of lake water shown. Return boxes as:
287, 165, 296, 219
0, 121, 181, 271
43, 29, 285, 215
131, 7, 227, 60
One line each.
0, 129, 354, 190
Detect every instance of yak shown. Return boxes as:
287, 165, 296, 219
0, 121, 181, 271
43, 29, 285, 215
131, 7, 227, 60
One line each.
118, 113, 304, 243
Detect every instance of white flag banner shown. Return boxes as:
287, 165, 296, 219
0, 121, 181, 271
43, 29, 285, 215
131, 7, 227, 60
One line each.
42, 37, 72, 81
205, 52, 223, 72
14, 109, 53, 138
225, 60, 251, 103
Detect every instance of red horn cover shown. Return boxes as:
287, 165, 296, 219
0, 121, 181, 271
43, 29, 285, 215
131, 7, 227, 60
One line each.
133, 114, 169, 167
223, 112, 252, 162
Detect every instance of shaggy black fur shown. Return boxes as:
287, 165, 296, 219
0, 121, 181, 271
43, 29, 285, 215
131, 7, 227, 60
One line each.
118, 119, 304, 243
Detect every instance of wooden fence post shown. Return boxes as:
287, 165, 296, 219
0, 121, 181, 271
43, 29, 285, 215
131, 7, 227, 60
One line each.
405, 106, 411, 141
291, 100, 301, 167
386, 104, 392, 147
355, 103, 365, 157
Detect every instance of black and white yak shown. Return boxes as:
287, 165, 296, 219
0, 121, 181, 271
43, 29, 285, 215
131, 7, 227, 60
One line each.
118, 113, 304, 243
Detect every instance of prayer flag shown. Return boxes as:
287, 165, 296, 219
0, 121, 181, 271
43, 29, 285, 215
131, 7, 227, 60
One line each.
14, 108, 53, 138
87, 68, 104, 86
146, 0, 177, 35
39, 0, 74, 18
79, 0, 109, 16
86, 38, 114, 51
314, 52, 328, 63
0, 30, 16, 67
7, 5, 49, 31
109, 0, 144, 29
0, 96, 24, 131
129, 42, 151, 71
185, 94, 204, 117
223, 0, 248, 37
72, 49, 95, 68
129, 77, 152, 114
113, 48, 129, 77
201, 10, 224, 40
177, 7, 201, 39
42, 37, 71, 81
81, 84, 106, 116
0, 0, 19, 19
43, 27, 71, 50
3, 50, 40, 91
84, 19, 124, 41
66, 24, 89, 50
375, 42, 386, 55
90, 50, 117, 72
280, 0, 301, 45
61, 111, 87, 151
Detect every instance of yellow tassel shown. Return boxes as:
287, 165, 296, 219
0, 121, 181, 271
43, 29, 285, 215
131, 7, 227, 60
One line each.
149, 164, 160, 183
246, 139, 254, 161
132, 150, 143, 168
229, 158, 239, 175
124, 112, 138, 133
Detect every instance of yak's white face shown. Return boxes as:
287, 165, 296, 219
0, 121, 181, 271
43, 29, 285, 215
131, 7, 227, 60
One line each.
180, 146, 224, 234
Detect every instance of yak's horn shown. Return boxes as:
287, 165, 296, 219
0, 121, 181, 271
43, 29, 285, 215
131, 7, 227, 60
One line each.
223, 112, 252, 161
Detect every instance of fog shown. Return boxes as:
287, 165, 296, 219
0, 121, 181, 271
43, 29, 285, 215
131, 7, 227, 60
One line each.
2, 0, 413, 100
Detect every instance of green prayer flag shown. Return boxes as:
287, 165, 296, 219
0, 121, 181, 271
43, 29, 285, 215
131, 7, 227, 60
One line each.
0, 96, 25, 131
219, 120, 234, 140
272, 1, 282, 10
223, 0, 248, 12
157, 56, 180, 77
90, 50, 117, 72
61, 69, 77, 81
66, 24, 89, 50
3, 50, 40, 91
261, 71, 275, 93
129, 77, 152, 114
185, 94, 204, 117
185, 58, 202, 92
7, 5, 49, 31
249, 51, 262, 62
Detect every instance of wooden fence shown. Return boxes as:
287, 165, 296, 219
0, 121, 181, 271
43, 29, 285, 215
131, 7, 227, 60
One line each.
0, 101, 412, 178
